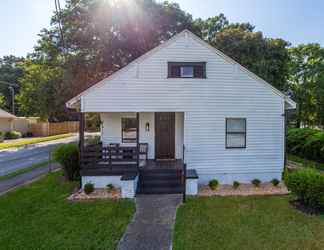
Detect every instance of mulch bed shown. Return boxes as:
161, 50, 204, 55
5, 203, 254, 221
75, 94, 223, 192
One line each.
199, 182, 289, 197
68, 188, 121, 201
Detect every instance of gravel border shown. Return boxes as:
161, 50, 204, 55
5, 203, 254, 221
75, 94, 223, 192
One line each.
199, 182, 289, 197
68, 188, 121, 201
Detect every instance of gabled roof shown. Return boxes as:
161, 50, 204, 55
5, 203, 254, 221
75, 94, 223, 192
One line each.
66, 29, 296, 110
0, 108, 16, 119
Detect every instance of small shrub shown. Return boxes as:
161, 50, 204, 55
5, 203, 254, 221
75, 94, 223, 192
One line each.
106, 184, 115, 191
285, 168, 324, 210
209, 179, 219, 190
0, 132, 4, 142
251, 179, 261, 187
53, 144, 79, 181
4, 131, 22, 140
84, 183, 94, 194
271, 178, 280, 186
233, 181, 240, 189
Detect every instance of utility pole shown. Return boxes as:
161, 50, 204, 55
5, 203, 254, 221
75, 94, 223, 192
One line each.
8, 86, 15, 115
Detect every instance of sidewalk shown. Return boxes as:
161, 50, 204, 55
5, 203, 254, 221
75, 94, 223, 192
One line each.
117, 194, 182, 250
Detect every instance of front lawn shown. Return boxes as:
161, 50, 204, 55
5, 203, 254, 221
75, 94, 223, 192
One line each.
0, 133, 73, 150
0, 171, 135, 250
174, 196, 324, 250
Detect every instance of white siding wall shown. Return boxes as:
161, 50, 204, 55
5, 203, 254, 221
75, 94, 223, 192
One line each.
84, 31, 285, 184
100, 112, 184, 159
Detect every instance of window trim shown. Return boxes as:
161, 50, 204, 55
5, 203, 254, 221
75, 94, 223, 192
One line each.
225, 118, 246, 149
121, 117, 137, 143
167, 62, 206, 78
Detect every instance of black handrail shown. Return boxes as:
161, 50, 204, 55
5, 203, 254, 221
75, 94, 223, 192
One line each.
183, 163, 187, 203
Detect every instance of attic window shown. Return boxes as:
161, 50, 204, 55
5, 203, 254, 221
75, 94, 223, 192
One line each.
168, 62, 206, 78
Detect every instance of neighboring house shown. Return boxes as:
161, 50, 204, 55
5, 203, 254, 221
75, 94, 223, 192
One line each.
0, 108, 16, 132
67, 30, 296, 198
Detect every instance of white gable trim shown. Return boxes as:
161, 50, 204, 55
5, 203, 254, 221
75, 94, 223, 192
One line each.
66, 29, 296, 109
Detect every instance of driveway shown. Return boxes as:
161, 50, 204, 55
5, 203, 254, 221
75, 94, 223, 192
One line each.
0, 135, 78, 176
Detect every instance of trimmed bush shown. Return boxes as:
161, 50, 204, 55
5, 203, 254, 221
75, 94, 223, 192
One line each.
4, 131, 22, 140
208, 179, 219, 190
287, 128, 324, 163
53, 144, 79, 181
271, 178, 280, 186
251, 179, 261, 187
84, 183, 94, 194
285, 168, 324, 210
233, 181, 240, 189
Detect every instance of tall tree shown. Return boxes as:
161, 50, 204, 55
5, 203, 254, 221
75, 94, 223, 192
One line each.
18, 0, 196, 121
17, 60, 65, 121
0, 55, 24, 113
289, 44, 324, 128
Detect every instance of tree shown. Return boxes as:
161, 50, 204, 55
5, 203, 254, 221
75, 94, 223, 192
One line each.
0, 55, 24, 113
17, 60, 65, 121
289, 44, 324, 128
18, 0, 196, 120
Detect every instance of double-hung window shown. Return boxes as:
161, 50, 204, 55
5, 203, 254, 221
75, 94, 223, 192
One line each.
226, 118, 246, 148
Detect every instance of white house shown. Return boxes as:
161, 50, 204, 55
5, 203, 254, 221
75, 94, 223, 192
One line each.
67, 30, 296, 198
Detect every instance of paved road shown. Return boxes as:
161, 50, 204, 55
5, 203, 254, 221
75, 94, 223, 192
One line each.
0, 135, 78, 176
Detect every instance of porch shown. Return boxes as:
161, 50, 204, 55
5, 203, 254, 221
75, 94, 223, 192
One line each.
78, 112, 198, 197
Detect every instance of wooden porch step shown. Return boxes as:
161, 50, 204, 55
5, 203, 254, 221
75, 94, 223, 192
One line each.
139, 186, 183, 194
138, 168, 183, 194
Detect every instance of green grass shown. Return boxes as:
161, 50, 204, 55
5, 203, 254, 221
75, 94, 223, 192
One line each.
288, 154, 324, 171
0, 134, 73, 150
174, 196, 324, 250
0, 161, 53, 181
0, 171, 135, 250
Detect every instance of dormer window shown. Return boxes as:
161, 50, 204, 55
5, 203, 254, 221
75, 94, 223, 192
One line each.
168, 62, 206, 78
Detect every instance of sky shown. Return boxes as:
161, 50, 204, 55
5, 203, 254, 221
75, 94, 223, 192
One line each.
0, 0, 323, 58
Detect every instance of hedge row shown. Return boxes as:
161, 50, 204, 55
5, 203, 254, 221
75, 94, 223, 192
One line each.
285, 168, 324, 211
287, 128, 324, 163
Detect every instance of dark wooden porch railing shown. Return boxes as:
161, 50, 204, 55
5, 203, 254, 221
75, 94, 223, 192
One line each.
81, 144, 139, 171
182, 144, 186, 202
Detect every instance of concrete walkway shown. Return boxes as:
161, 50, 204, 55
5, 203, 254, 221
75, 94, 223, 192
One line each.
118, 194, 182, 250
0, 163, 60, 195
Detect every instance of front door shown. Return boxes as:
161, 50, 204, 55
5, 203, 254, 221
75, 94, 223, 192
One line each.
155, 112, 175, 159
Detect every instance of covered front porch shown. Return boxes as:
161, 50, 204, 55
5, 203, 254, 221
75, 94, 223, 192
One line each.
78, 111, 198, 198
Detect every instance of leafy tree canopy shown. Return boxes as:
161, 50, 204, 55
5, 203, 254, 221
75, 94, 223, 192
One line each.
0, 55, 24, 113
289, 44, 324, 127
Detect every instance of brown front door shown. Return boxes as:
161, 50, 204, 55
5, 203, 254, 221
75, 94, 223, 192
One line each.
155, 112, 175, 159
